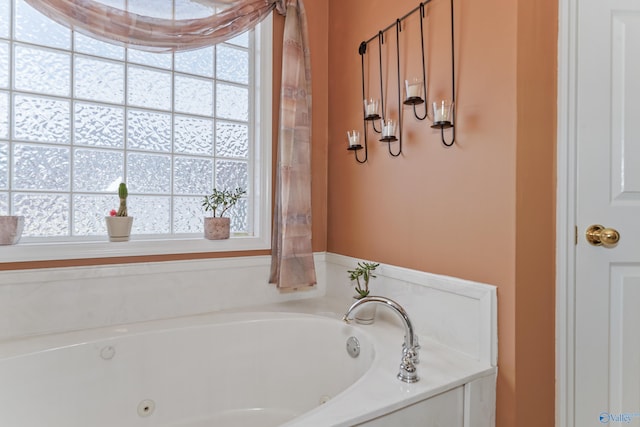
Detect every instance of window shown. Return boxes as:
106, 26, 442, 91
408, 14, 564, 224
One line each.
0, 0, 272, 259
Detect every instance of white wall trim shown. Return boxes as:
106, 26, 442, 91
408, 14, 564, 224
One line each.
556, 0, 577, 425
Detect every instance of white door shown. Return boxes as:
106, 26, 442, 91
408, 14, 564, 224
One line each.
573, 0, 640, 425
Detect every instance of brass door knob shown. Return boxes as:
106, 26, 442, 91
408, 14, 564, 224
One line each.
585, 224, 620, 247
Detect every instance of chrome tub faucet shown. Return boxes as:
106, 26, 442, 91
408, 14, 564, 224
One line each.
343, 296, 420, 383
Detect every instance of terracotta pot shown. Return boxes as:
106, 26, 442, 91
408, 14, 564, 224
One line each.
105, 216, 134, 242
204, 217, 230, 240
0, 215, 25, 245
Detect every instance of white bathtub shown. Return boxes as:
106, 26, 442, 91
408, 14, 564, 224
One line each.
0, 308, 495, 427
0, 311, 378, 427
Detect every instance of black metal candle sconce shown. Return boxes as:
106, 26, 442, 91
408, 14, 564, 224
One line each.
348, 0, 456, 164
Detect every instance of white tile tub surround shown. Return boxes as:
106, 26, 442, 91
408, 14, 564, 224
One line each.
0, 254, 327, 341
324, 253, 497, 366
0, 252, 497, 368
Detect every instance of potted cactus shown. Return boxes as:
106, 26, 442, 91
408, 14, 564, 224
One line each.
201, 187, 246, 240
105, 183, 133, 242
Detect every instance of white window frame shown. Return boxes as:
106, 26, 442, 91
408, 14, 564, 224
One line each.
0, 16, 273, 263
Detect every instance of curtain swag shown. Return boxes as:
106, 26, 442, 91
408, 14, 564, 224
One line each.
25, 0, 288, 52
25, 0, 316, 289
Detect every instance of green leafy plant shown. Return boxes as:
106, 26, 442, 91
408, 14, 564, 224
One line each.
202, 187, 246, 218
348, 261, 380, 299
109, 183, 128, 217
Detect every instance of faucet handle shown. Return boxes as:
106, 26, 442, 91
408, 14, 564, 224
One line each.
403, 336, 420, 365
403, 346, 420, 365
398, 353, 419, 383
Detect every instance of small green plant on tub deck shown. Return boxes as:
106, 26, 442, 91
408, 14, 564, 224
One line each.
348, 262, 380, 299
202, 187, 246, 218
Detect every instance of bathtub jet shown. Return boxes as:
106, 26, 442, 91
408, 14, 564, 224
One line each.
343, 295, 420, 383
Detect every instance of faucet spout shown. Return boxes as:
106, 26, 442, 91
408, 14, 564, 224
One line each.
343, 296, 419, 383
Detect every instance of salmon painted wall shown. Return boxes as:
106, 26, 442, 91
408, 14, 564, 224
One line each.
327, 0, 556, 426
514, 0, 557, 424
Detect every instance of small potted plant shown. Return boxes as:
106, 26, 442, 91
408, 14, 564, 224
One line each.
105, 183, 133, 242
201, 187, 246, 240
347, 261, 380, 324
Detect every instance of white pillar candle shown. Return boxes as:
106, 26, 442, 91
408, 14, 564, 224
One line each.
382, 119, 396, 138
405, 79, 423, 98
433, 100, 453, 123
347, 130, 360, 147
364, 99, 379, 116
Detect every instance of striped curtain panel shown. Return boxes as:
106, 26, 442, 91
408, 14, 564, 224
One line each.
268, 0, 316, 290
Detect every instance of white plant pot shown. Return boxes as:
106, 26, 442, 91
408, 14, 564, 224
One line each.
354, 301, 377, 325
105, 216, 134, 242
204, 217, 230, 240
0, 215, 25, 245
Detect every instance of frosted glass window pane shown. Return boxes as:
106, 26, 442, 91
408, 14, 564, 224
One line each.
0, 91, 8, 139
175, 47, 214, 77
128, 49, 172, 69
174, 156, 213, 195
13, 143, 69, 190
229, 198, 248, 233
75, 56, 124, 104
127, 110, 171, 152
73, 194, 113, 235
74, 103, 124, 148
216, 45, 248, 84
128, 195, 170, 234
13, 193, 69, 237
173, 1, 214, 19
14, 95, 70, 143
174, 116, 213, 155
74, 32, 124, 60
215, 160, 248, 191
216, 83, 248, 121
0, 192, 7, 214
216, 121, 248, 158
127, 153, 171, 194
14, 0, 70, 49
175, 75, 213, 116
1, 1, 260, 241
0, 42, 8, 88
15, 45, 70, 96
73, 149, 123, 192
227, 32, 249, 48
128, 66, 171, 110
0, 0, 9, 38
173, 196, 203, 233
0, 142, 7, 189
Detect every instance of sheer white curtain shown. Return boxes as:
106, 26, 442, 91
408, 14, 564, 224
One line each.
25, 0, 316, 290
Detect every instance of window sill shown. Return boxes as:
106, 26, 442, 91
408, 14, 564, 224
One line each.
0, 234, 271, 263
